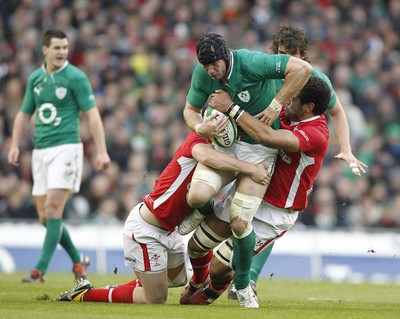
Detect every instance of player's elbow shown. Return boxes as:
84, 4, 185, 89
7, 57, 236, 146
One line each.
290, 57, 313, 78
304, 60, 313, 74
297, 57, 313, 74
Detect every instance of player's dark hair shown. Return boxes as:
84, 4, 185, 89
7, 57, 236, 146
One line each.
43, 29, 68, 47
299, 76, 331, 115
271, 24, 310, 63
196, 32, 230, 67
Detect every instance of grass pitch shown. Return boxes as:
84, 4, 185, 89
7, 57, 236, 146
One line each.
1, 273, 399, 319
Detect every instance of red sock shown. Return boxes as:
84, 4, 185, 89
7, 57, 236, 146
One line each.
117, 279, 142, 287
190, 251, 213, 284
82, 285, 136, 303
82, 289, 110, 302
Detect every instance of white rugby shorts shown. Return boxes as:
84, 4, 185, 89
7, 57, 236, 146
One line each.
214, 140, 277, 174
214, 184, 298, 252
31, 143, 83, 196
123, 203, 186, 274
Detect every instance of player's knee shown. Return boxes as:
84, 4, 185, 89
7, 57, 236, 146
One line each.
230, 217, 248, 237
187, 190, 211, 208
188, 171, 222, 208
168, 265, 188, 288
145, 290, 168, 304
229, 192, 262, 237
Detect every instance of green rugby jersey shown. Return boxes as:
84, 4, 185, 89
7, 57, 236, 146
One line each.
187, 49, 290, 144
21, 61, 96, 149
275, 67, 336, 109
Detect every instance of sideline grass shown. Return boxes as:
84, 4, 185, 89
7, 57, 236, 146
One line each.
1, 273, 399, 319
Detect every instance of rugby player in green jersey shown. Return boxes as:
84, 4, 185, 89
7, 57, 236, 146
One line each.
8, 29, 110, 283
228, 24, 368, 300
179, 32, 312, 307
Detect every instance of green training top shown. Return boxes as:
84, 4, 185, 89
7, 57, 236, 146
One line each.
21, 61, 96, 149
187, 49, 290, 144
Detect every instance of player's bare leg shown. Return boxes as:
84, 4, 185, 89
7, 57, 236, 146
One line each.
135, 262, 187, 304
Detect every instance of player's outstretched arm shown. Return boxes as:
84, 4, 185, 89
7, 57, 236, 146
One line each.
328, 99, 367, 176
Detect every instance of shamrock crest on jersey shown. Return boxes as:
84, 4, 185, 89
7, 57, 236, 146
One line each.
237, 90, 250, 103
55, 87, 67, 99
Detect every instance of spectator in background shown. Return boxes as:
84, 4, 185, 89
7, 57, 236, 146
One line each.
90, 197, 121, 225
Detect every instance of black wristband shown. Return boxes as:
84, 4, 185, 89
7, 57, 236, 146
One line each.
233, 108, 244, 121
226, 102, 236, 114
228, 104, 244, 121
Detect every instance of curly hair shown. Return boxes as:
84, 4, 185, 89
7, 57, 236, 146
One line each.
299, 76, 331, 115
270, 24, 310, 62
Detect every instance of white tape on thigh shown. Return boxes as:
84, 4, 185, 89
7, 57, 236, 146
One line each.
192, 170, 222, 192
191, 221, 227, 255
215, 238, 233, 268
230, 192, 262, 223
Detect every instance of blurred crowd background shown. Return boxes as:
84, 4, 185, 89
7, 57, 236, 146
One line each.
0, 0, 399, 230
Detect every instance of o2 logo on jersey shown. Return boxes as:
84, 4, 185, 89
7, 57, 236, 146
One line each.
38, 103, 62, 126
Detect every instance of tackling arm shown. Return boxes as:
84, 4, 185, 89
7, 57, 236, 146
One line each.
209, 90, 299, 151
192, 143, 270, 185
236, 111, 300, 152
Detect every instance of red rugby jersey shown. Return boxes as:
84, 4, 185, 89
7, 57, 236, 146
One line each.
264, 107, 329, 211
142, 132, 209, 231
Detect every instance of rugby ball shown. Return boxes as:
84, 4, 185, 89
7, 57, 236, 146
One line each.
204, 106, 238, 148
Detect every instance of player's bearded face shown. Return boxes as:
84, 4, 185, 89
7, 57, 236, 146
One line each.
202, 60, 226, 80
43, 38, 69, 72
285, 96, 305, 121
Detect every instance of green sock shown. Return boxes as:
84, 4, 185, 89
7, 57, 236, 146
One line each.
197, 198, 214, 216
35, 219, 63, 276
250, 242, 274, 284
59, 224, 81, 264
232, 229, 255, 290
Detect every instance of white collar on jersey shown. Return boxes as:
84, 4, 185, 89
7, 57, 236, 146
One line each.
290, 115, 322, 126
42, 61, 69, 74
